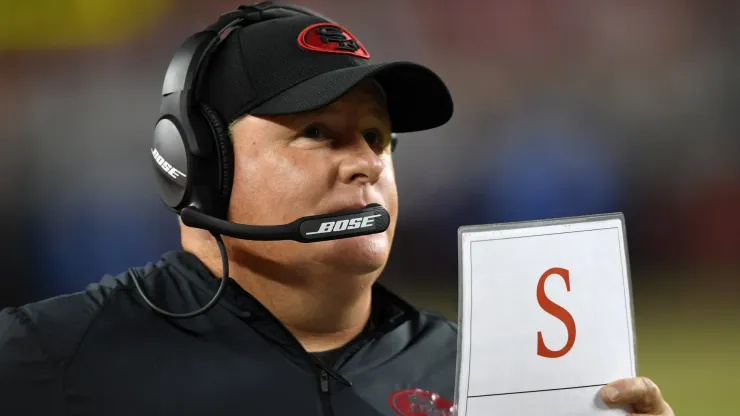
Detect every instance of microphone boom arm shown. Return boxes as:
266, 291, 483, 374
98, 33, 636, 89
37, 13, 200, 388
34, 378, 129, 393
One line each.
180, 204, 390, 243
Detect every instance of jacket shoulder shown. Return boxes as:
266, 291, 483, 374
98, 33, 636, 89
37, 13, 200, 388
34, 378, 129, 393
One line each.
0, 264, 155, 363
417, 309, 458, 334
0, 263, 162, 411
406, 308, 458, 356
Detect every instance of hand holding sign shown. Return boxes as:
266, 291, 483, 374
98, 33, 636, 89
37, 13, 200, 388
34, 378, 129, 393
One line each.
601, 377, 675, 416
455, 214, 651, 416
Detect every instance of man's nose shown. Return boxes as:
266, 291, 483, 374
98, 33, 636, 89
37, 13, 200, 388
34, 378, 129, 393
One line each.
337, 136, 385, 185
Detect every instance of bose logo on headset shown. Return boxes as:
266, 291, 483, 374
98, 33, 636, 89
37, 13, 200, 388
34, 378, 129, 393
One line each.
305, 214, 381, 235
152, 148, 186, 179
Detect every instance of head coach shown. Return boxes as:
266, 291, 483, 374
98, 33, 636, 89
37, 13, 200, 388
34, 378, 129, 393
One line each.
0, 2, 674, 415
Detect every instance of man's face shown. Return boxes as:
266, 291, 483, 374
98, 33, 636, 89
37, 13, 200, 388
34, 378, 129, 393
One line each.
225, 80, 398, 279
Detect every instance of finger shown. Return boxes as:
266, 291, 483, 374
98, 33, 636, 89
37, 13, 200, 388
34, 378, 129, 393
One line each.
627, 402, 675, 416
627, 410, 676, 416
600, 377, 667, 414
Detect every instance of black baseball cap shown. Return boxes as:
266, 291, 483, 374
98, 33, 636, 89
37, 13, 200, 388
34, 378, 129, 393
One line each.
197, 8, 453, 133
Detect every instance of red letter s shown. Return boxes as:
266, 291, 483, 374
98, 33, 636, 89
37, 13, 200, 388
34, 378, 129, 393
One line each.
537, 267, 576, 358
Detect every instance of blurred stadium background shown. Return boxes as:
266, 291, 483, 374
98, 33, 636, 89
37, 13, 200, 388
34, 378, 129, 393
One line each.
1, 0, 738, 413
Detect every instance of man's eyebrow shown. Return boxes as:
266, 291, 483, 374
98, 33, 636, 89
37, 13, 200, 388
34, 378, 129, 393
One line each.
367, 106, 391, 124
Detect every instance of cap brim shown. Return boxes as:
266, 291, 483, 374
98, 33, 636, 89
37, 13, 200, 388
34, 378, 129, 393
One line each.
249, 62, 453, 133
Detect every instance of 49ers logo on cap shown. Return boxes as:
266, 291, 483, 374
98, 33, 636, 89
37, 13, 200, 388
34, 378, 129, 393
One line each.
298, 23, 370, 59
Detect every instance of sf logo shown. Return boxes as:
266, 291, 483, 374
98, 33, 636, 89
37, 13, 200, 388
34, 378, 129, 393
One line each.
316, 26, 360, 52
408, 395, 450, 416
537, 267, 576, 358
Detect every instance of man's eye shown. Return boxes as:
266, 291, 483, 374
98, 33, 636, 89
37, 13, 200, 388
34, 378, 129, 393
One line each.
303, 125, 326, 139
363, 129, 388, 149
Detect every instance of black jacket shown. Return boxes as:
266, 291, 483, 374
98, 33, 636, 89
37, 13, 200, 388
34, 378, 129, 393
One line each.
0, 251, 457, 415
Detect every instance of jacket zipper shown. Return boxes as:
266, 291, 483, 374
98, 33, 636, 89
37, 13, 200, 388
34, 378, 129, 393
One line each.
232, 293, 352, 415
318, 370, 333, 416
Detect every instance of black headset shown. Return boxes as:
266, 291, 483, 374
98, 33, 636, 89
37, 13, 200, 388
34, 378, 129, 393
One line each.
151, 1, 397, 222
152, 2, 319, 221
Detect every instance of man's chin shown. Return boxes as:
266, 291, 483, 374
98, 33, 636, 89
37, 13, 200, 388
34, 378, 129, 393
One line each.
320, 234, 390, 274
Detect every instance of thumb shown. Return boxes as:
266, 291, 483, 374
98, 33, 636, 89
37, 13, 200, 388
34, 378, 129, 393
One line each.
601, 377, 668, 414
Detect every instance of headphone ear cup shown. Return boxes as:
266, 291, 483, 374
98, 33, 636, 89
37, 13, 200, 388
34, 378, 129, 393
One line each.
200, 103, 234, 207
152, 117, 191, 212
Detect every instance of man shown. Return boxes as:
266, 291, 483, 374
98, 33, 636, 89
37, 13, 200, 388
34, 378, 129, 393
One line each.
0, 2, 674, 415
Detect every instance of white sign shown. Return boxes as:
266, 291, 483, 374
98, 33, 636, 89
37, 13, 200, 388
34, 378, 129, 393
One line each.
454, 214, 636, 416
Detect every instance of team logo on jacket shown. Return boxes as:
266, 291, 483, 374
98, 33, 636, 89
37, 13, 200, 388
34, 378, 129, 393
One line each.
297, 23, 370, 59
389, 388, 453, 416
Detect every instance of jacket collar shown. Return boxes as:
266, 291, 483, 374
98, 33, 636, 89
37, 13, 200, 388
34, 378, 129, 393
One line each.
160, 250, 419, 358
